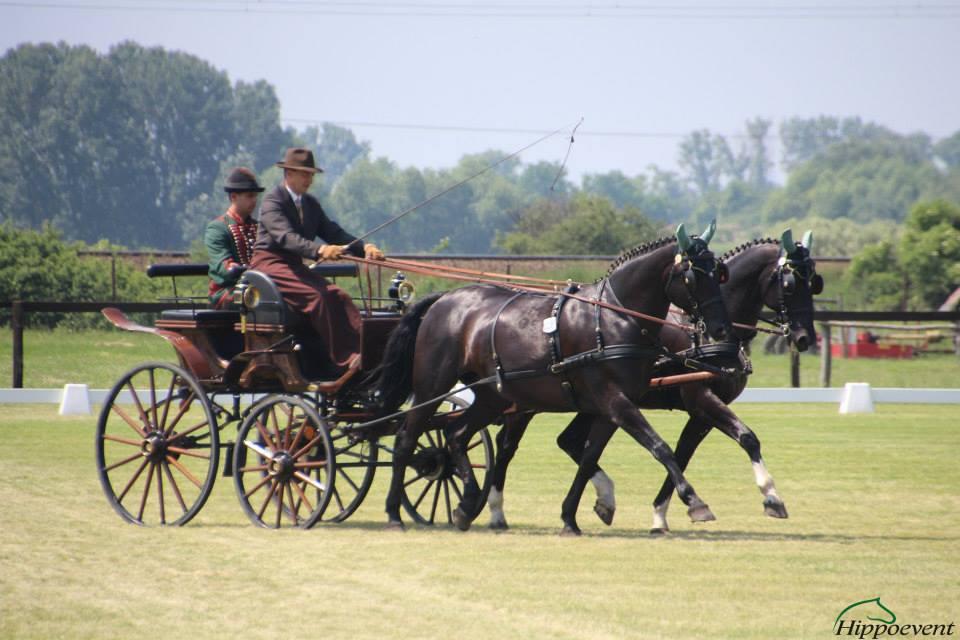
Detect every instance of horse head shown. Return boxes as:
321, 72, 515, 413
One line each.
670, 220, 731, 341
768, 228, 823, 351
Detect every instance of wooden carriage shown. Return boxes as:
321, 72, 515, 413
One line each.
95, 263, 493, 528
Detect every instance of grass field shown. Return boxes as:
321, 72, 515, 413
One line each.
1, 403, 957, 639
3, 327, 960, 389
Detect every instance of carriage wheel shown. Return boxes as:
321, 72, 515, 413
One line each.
232, 395, 335, 529
315, 420, 379, 523
95, 362, 219, 526
400, 396, 495, 526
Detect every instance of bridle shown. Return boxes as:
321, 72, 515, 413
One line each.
759, 244, 823, 338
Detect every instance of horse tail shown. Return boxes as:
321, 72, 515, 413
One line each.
369, 292, 445, 415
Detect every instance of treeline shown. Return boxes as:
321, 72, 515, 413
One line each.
1, 41, 960, 312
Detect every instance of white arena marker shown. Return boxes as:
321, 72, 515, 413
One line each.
59, 384, 91, 416
839, 382, 874, 415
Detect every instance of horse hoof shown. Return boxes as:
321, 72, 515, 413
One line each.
763, 497, 789, 519
386, 519, 406, 532
560, 525, 582, 537
649, 527, 670, 536
489, 519, 510, 531
452, 507, 472, 532
687, 503, 716, 523
593, 502, 615, 526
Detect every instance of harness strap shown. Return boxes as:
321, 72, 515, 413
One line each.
490, 291, 530, 392
547, 283, 581, 409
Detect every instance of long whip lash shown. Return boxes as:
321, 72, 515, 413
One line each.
348, 118, 583, 248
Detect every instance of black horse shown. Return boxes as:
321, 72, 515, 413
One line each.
374, 223, 732, 533
486, 229, 823, 533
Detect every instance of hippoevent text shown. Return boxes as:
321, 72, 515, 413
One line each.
836, 621, 955, 638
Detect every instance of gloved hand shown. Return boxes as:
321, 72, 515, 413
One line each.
318, 244, 345, 261
364, 243, 385, 261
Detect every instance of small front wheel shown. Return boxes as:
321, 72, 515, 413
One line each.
233, 395, 335, 529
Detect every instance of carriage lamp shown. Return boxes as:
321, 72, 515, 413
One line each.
388, 272, 416, 306
241, 284, 261, 310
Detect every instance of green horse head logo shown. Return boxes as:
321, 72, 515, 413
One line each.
835, 597, 897, 629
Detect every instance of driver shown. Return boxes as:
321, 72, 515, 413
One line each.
249, 147, 385, 372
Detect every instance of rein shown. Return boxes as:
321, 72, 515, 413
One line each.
344, 255, 697, 333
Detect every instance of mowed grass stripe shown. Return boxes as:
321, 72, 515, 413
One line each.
1, 404, 958, 639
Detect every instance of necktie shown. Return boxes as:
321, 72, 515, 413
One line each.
296, 198, 304, 225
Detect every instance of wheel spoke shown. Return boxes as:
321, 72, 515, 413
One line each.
126, 381, 151, 430
165, 455, 202, 489
117, 457, 151, 502
158, 374, 176, 433
258, 480, 279, 519
110, 403, 147, 438
450, 477, 463, 501
293, 470, 327, 493
443, 478, 452, 524
412, 478, 435, 510
293, 460, 332, 469
102, 433, 142, 448
243, 473, 273, 500
336, 467, 360, 492
403, 471, 427, 488
104, 451, 145, 473
162, 460, 188, 514
238, 464, 269, 473
274, 482, 284, 528
155, 462, 166, 525
285, 483, 299, 525
137, 461, 155, 522
166, 417, 209, 441
291, 480, 314, 513
253, 417, 276, 451
466, 437, 483, 452
165, 446, 210, 460
148, 369, 158, 434
429, 479, 442, 524
162, 390, 196, 438
424, 430, 438, 449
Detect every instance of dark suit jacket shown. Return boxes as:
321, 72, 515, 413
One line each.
253, 184, 363, 260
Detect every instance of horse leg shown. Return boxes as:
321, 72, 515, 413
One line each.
447, 394, 511, 531
698, 394, 788, 519
556, 414, 616, 526
650, 414, 711, 534
488, 411, 535, 530
559, 417, 616, 536
385, 412, 426, 530
606, 395, 716, 524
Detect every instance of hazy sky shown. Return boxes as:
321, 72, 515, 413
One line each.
2, 1, 958, 181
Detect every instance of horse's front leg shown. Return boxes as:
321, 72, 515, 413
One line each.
556, 414, 616, 526
559, 417, 616, 536
694, 392, 788, 519
447, 396, 511, 531
650, 413, 711, 534
606, 395, 716, 524
488, 411, 535, 530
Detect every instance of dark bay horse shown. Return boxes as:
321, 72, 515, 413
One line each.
486, 229, 823, 533
374, 223, 732, 533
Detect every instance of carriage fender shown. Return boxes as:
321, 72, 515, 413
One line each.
101, 307, 214, 380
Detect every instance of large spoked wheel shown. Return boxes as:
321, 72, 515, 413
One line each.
316, 418, 379, 523
232, 395, 335, 529
95, 362, 219, 526
400, 396, 495, 526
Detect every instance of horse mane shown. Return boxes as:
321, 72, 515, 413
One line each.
720, 237, 780, 262
604, 236, 678, 277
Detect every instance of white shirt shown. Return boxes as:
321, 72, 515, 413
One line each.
285, 184, 302, 209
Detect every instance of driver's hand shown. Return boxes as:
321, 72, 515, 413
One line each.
318, 244, 345, 261
364, 243, 385, 261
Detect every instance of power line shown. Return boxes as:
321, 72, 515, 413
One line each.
2, 0, 959, 19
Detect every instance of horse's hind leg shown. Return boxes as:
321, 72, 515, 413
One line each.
606, 396, 715, 524
488, 411, 535, 530
560, 417, 616, 536
556, 414, 616, 526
